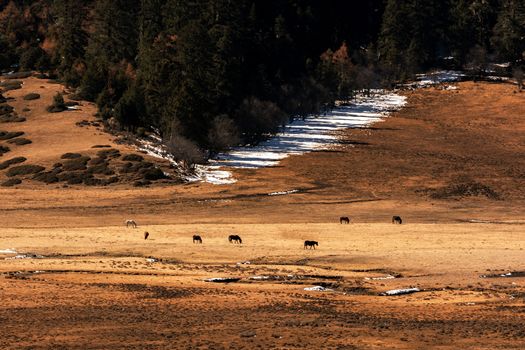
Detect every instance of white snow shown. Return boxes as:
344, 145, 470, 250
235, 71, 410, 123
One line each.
383, 288, 421, 296
249, 275, 271, 280
204, 277, 241, 282
365, 275, 396, 281
210, 91, 406, 169
415, 70, 465, 87
268, 190, 299, 196
304, 285, 334, 292
0, 249, 17, 254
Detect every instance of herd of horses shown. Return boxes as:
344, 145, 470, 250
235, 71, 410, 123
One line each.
125, 215, 403, 248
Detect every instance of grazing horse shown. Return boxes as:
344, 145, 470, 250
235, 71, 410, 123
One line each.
340, 216, 350, 224
304, 240, 318, 249
125, 219, 137, 228
392, 216, 403, 224
193, 235, 203, 244
144, 231, 150, 240
228, 235, 242, 244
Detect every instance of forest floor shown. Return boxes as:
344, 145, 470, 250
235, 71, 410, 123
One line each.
0, 78, 524, 349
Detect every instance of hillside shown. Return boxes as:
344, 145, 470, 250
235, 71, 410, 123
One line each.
0, 74, 177, 188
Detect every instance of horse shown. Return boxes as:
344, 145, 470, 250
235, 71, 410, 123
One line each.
304, 240, 318, 249
144, 231, 150, 240
193, 235, 203, 244
125, 219, 137, 228
340, 216, 350, 224
228, 235, 242, 244
392, 216, 403, 224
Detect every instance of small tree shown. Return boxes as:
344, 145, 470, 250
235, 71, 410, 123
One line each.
47, 93, 67, 113
167, 134, 206, 171
207, 115, 240, 155
512, 66, 524, 90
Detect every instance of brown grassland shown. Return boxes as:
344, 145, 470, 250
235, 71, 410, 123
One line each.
0, 77, 524, 349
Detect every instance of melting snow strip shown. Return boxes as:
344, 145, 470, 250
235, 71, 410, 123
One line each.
304, 286, 334, 292
0, 249, 17, 254
268, 190, 299, 196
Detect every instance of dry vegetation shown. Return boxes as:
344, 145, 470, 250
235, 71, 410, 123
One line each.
0, 78, 524, 349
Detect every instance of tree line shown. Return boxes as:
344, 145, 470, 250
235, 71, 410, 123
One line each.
0, 0, 524, 163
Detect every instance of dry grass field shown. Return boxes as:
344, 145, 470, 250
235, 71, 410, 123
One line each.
0, 77, 524, 349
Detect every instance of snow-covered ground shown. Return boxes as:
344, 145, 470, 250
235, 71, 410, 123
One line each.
209, 91, 407, 169
414, 70, 465, 87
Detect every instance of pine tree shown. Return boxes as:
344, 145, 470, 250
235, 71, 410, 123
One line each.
492, 0, 525, 61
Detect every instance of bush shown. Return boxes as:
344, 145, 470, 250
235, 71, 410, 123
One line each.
6, 165, 45, 177
92, 144, 111, 148
236, 97, 288, 141
61, 153, 82, 159
23, 93, 41, 101
62, 156, 91, 171
57, 171, 92, 185
32, 172, 59, 184
87, 161, 114, 175
0, 105, 14, 116
7, 138, 32, 145
135, 127, 146, 137
47, 93, 67, 113
0, 157, 26, 170
133, 180, 151, 187
140, 167, 166, 181
0, 145, 10, 155
97, 149, 120, 159
122, 154, 144, 162
207, 115, 240, 154
0, 80, 22, 91
0, 131, 24, 140
167, 134, 206, 170
1, 178, 21, 187
430, 182, 501, 200
0, 115, 26, 123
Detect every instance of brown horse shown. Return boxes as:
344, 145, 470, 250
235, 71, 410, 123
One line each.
304, 240, 318, 249
228, 235, 242, 244
193, 235, 203, 244
144, 231, 150, 240
340, 216, 350, 224
392, 216, 403, 224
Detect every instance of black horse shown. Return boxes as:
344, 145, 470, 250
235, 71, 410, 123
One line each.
304, 240, 318, 249
340, 216, 350, 224
392, 216, 403, 224
193, 235, 203, 244
144, 231, 150, 240
228, 235, 242, 244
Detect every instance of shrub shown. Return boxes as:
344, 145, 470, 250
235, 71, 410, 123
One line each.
103, 176, 119, 185
1, 178, 21, 187
7, 138, 32, 145
166, 134, 206, 170
47, 93, 67, 113
57, 171, 91, 185
32, 172, 59, 184
0, 105, 14, 116
133, 180, 151, 187
92, 144, 111, 148
23, 93, 41, 101
0, 80, 22, 91
87, 162, 114, 175
140, 167, 166, 181
430, 182, 501, 200
0, 115, 26, 123
2, 72, 32, 80
0, 131, 24, 140
207, 115, 240, 154
6, 165, 45, 177
62, 156, 91, 171
0, 145, 10, 155
0, 157, 26, 170
97, 149, 120, 159
236, 97, 288, 141
84, 177, 103, 186
122, 154, 144, 162
0, 93, 6, 103
61, 153, 82, 159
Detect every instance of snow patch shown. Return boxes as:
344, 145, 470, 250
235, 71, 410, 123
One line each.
304, 285, 334, 292
210, 91, 406, 169
383, 288, 421, 296
204, 277, 241, 283
415, 70, 465, 87
0, 248, 17, 254
268, 189, 299, 196
365, 275, 396, 281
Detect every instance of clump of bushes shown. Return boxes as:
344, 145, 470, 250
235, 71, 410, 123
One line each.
140, 167, 167, 181
133, 180, 151, 187
0, 131, 24, 140
61, 152, 82, 159
46, 93, 67, 113
92, 144, 111, 148
7, 138, 32, 145
430, 182, 501, 200
0, 145, 10, 155
0, 157, 26, 170
1, 178, 22, 187
6, 164, 45, 177
23, 93, 40, 101
122, 154, 144, 162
